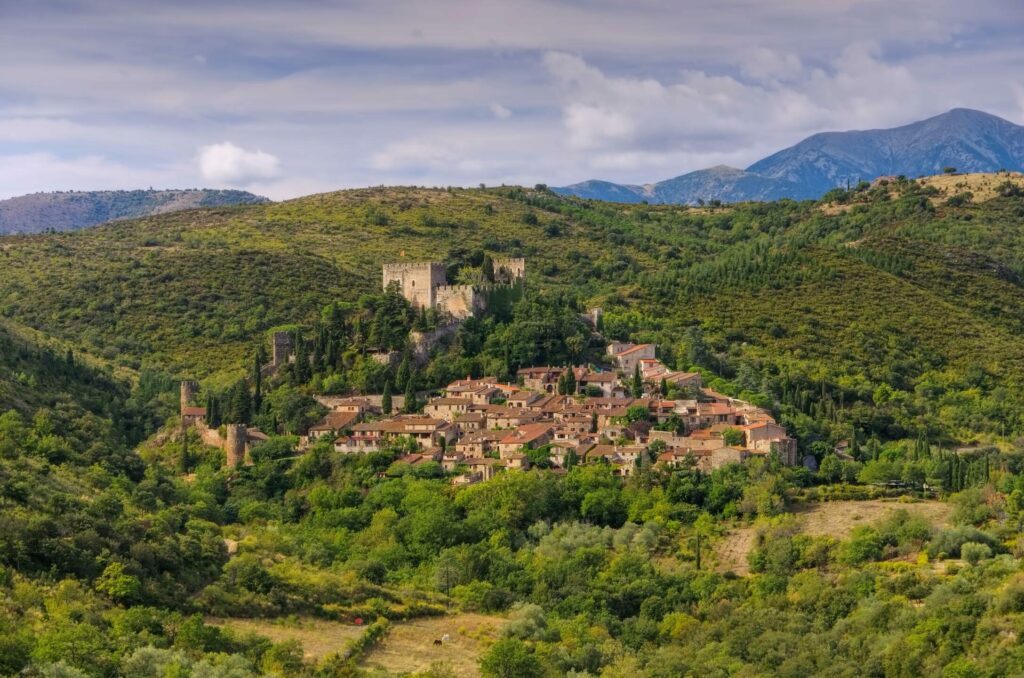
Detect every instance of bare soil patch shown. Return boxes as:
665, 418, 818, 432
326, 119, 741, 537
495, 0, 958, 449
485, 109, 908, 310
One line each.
211, 617, 365, 660
714, 499, 954, 575
359, 613, 505, 677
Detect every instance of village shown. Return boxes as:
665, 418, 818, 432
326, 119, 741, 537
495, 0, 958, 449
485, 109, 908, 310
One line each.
178, 258, 798, 484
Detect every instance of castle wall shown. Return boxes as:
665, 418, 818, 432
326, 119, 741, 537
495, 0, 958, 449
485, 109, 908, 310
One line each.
382, 262, 447, 308
434, 284, 484, 319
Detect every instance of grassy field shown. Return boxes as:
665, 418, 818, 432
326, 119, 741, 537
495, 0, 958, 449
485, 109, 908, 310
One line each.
714, 499, 955, 574
358, 613, 505, 677
211, 617, 366, 660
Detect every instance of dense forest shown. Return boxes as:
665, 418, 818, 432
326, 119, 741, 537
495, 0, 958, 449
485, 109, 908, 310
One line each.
2, 176, 1024, 675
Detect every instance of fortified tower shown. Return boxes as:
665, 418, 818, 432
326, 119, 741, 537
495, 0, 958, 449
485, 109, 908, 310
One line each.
382, 262, 447, 309
225, 424, 247, 468
179, 380, 198, 414
272, 331, 293, 367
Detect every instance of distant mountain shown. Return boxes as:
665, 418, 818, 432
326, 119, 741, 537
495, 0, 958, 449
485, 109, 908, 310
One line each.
0, 188, 270, 234
554, 108, 1024, 204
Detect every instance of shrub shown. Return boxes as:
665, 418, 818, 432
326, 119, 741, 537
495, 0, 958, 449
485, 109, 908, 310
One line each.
960, 542, 992, 565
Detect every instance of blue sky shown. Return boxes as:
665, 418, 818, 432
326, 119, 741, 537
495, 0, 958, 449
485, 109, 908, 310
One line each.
1, 0, 1023, 199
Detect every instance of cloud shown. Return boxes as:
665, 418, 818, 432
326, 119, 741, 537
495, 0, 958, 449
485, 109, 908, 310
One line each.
490, 103, 512, 119
196, 142, 281, 185
542, 44, 933, 170
0, 152, 180, 199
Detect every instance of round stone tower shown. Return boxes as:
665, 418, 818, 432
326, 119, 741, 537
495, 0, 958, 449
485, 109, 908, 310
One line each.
225, 424, 247, 468
180, 380, 198, 414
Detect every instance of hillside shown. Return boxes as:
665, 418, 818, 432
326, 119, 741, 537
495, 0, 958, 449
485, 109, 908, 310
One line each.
2, 177, 1024, 445
4, 179, 1024, 677
555, 108, 1024, 204
0, 188, 269, 234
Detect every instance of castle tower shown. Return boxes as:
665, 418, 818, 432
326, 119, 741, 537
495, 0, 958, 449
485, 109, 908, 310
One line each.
382, 262, 447, 309
225, 424, 247, 468
180, 380, 198, 415
272, 331, 293, 367
493, 257, 526, 284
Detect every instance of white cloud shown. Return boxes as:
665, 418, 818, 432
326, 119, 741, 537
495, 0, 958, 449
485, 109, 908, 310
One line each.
542, 44, 934, 172
196, 141, 281, 185
490, 103, 512, 119
0, 152, 180, 199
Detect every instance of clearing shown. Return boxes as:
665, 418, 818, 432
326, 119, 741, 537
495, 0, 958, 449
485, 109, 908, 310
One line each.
358, 612, 505, 677
714, 499, 955, 575
211, 617, 365, 660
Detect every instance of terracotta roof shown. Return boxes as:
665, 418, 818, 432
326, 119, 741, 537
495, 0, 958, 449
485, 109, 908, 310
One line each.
181, 406, 207, 417
500, 422, 554, 445
310, 411, 359, 431
617, 343, 655, 356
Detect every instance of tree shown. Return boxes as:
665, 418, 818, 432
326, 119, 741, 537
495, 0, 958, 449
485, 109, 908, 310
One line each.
252, 348, 264, 413
564, 368, 576, 396
403, 375, 418, 413
292, 331, 311, 384
480, 638, 543, 678
660, 377, 669, 397
721, 428, 744, 447
396, 353, 411, 390
684, 326, 710, 369
227, 379, 252, 424
381, 380, 393, 415
482, 254, 495, 283
631, 364, 643, 398
819, 454, 842, 484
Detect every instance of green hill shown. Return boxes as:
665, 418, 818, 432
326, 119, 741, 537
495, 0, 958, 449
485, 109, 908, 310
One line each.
2, 179, 1024, 445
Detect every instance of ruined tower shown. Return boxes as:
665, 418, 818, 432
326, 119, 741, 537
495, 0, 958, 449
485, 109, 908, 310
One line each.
493, 257, 526, 284
272, 331, 294, 367
225, 424, 247, 468
180, 380, 198, 415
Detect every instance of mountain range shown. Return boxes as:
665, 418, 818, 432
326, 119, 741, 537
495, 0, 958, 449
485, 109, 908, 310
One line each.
554, 108, 1024, 204
0, 188, 269, 234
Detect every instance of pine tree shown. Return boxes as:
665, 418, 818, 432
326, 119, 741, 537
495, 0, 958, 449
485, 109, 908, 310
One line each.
382, 380, 393, 415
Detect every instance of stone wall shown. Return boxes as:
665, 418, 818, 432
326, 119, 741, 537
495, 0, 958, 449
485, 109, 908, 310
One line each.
434, 284, 484, 319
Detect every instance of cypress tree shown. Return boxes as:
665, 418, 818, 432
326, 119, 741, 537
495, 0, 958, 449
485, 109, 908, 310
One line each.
396, 354, 411, 390
482, 254, 495, 283
252, 350, 263, 413
632, 364, 643, 398
565, 368, 576, 396
660, 377, 668, 397
403, 378, 417, 414
382, 380, 393, 415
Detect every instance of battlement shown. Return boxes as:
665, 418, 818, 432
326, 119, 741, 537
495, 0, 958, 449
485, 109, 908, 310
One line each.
382, 261, 446, 275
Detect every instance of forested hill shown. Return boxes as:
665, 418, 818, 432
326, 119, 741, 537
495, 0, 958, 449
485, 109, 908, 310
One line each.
0, 188, 269, 234
2, 173, 1024, 447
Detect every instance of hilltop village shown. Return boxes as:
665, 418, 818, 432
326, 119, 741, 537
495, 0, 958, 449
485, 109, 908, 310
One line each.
178, 259, 797, 484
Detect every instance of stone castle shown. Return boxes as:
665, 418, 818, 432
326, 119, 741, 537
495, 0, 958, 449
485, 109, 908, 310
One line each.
382, 258, 524, 319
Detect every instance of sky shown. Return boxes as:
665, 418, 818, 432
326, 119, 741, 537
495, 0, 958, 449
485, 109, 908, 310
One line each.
2, 0, 1023, 200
